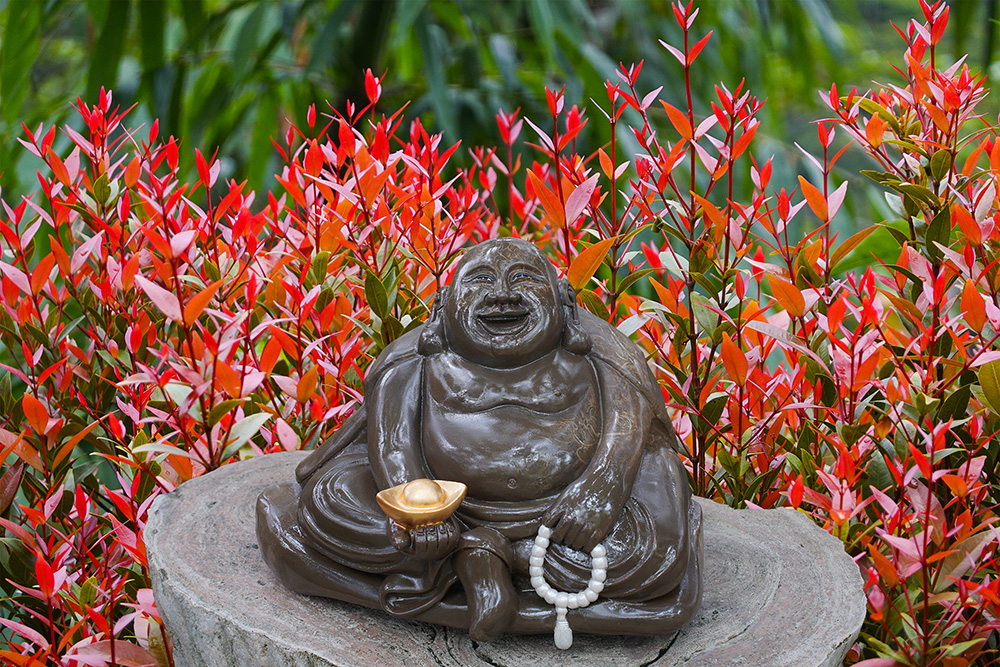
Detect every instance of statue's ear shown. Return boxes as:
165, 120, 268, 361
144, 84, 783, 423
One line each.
418, 286, 449, 355
559, 278, 592, 355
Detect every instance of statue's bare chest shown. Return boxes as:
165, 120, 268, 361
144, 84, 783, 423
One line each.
421, 351, 600, 500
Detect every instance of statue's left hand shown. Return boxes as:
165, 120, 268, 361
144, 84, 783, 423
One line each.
542, 474, 626, 552
389, 516, 461, 560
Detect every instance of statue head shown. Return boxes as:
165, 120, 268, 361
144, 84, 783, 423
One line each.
419, 238, 591, 367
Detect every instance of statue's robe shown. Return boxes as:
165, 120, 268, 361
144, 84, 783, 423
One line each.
258, 311, 702, 634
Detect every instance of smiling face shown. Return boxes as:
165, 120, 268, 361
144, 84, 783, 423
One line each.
444, 239, 563, 368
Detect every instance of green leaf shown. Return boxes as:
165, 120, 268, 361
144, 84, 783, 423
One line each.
365, 270, 389, 320
616, 268, 658, 295
830, 225, 877, 271
220, 413, 271, 461
925, 208, 951, 261
689, 293, 717, 339
978, 359, 1000, 414
929, 149, 952, 182
937, 384, 971, 421
207, 399, 245, 428
578, 288, 611, 321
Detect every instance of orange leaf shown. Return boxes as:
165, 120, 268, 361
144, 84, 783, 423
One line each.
183, 279, 224, 325
768, 275, 805, 317
260, 337, 282, 374
953, 205, 981, 245
598, 148, 614, 180
720, 332, 749, 387
865, 114, 887, 149
124, 156, 141, 188
648, 277, 679, 312
962, 279, 987, 333
213, 362, 243, 399
0, 650, 49, 667
868, 544, 900, 588
567, 237, 616, 292
660, 100, 692, 140
30, 254, 55, 295
0, 428, 42, 473
526, 171, 565, 226
22, 394, 49, 436
692, 193, 725, 244
53, 420, 102, 469
297, 365, 319, 403
48, 149, 70, 186
798, 175, 828, 221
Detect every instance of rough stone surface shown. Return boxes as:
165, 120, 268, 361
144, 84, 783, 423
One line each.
147, 452, 865, 667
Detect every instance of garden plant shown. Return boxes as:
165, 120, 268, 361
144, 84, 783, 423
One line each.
2, 1, 1000, 665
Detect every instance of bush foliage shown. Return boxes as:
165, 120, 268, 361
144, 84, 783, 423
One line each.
2, 1, 1000, 665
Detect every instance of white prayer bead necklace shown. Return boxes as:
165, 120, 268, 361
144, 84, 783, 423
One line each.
529, 524, 607, 650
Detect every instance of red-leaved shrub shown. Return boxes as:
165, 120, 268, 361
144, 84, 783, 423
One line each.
2, 1, 999, 664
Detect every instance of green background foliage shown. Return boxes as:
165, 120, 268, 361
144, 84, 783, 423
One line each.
4, 0, 998, 208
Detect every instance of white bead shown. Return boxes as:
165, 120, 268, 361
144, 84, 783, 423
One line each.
590, 544, 606, 558
584, 588, 599, 602
531, 544, 546, 558
592, 556, 608, 570
544, 589, 557, 604
566, 593, 580, 609
577, 592, 592, 608
529, 555, 544, 567
588, 580, 604, 594
537, 524, 552, 539
534, 537, 550, 549
529, 565, 543, 578
555, 592, 569, 608
531, 575, 547, 590
592, 569, 607, 583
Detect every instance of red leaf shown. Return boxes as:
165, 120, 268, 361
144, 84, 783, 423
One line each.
687, 31, 713, 64
30, 253, 54, 295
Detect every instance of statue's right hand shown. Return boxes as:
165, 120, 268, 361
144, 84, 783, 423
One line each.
388, 517, 460, 560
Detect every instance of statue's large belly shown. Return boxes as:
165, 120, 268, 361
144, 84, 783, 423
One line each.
422, 392, 600, 501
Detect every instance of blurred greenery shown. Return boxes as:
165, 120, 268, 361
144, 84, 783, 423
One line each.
1, 0, 999, 252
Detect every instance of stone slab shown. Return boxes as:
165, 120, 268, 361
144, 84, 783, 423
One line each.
146, 452, 865, 667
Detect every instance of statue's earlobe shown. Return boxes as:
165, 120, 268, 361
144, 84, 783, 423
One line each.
559, 279, 592, 355
418, 286, 449, 356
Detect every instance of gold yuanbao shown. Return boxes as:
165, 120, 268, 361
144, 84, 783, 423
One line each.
375, 479, 467, 529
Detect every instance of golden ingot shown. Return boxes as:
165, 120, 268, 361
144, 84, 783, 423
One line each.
375, 478, 467, 529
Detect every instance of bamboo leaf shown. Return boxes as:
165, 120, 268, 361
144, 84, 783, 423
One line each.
86, 0, 132, 102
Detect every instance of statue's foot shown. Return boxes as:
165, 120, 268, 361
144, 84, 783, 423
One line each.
454, 528, 518, 642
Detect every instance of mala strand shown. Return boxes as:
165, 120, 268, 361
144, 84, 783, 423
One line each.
529, 524, 608, 649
